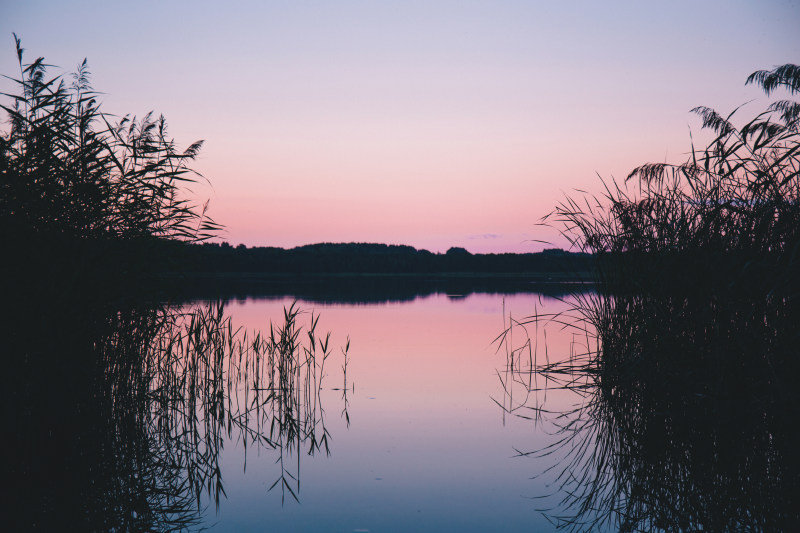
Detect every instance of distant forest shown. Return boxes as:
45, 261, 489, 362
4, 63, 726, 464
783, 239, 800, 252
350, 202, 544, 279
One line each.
155, 241, 595, 277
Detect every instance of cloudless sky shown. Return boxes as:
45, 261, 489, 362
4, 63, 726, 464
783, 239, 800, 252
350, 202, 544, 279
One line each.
2, 1, 798, 252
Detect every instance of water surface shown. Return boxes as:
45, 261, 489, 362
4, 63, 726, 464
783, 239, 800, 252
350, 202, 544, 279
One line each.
199, 291, 582, 531
11, 283, 794, 531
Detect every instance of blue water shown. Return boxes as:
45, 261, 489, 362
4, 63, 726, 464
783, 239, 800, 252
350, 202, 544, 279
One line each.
194, 292, 583, 532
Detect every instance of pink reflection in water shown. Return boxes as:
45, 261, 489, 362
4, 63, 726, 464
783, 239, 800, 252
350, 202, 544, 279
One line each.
208, 291, 591, 532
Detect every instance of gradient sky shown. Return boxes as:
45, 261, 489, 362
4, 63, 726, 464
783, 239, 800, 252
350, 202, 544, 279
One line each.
2, 1, 798, 252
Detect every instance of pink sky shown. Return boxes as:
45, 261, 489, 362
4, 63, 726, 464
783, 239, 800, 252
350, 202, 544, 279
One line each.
2, 1, 798, 252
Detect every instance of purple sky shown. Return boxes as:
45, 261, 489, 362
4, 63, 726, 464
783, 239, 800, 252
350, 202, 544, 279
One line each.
2, 0, 798, 252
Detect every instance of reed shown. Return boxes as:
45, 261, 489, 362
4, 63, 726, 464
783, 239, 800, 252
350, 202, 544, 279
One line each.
495, 64, 800, 531
498, 288, 799, 532
2, 38, 352, 529
1, 35, 219, 243
1, 35, 221, 300
547, 64, 799, 296
5, 295, 350, 530
136, 300, 350, 510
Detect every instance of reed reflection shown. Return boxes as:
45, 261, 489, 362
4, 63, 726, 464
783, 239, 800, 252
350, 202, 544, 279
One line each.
5, 297, 349, 531
498, 286, 800, 532
496, 61, 800, 532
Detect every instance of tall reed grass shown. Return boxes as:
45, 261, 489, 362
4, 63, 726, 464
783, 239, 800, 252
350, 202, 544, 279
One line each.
2, 38, 352, 530
1, 35, 221, 300
6, 296, 350, 530
548, 64, 799, 296
1, 35, 218, 242
495, 64, 800, 531
145, 300, 349, 507
497, 288, 799, 532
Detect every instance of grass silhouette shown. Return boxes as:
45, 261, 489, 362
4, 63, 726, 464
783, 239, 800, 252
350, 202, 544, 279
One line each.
547, 63, 799, 296
1, 37, 351, 530
1, 34, 219, 243
496, 63, 800, 531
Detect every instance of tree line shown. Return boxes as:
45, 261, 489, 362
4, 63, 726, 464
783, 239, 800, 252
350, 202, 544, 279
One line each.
153, 240, 595, 276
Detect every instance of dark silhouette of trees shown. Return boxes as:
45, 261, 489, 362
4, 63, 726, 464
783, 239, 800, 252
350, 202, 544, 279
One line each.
158, 240, 595, 277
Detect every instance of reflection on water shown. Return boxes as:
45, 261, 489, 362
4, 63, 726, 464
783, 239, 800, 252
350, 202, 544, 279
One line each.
5, 297, 348, 530
207, 292, 581, 532
498, 289, 800, 531
168, 274, 590, 305
7, 287, 585, 531
13, 282, 787, 531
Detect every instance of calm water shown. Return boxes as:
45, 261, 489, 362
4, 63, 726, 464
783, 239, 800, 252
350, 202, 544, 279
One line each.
193, 291, 584, 532
12, 283, 792, 530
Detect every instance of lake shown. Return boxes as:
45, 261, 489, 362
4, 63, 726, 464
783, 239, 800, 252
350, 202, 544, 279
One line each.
190, 290, 586, 532
8, 281, 796, 531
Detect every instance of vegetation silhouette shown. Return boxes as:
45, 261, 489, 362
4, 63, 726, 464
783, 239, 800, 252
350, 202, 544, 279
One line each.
0, 34, 218, 242
1, 34, 220, 298
1, 37, 350, 531
496, 63, 800, 531
498, 289, 799, 532
6, 295, 349, 530
547, 63, 799, 296
164, 241, 595, 278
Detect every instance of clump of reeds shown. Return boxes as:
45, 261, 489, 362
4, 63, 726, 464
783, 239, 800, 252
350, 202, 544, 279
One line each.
496, 288, 800, 532
141, 300, 350, 507
0, 36, 220, 297
5, 296, 350, 530
495, 64, 800, 532
548, 64, 799, 296
0, 35, 218, 242
2, 37, 351, 529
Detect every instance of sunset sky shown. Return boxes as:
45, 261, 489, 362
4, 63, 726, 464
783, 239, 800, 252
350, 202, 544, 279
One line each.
2, 1, 798, 252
